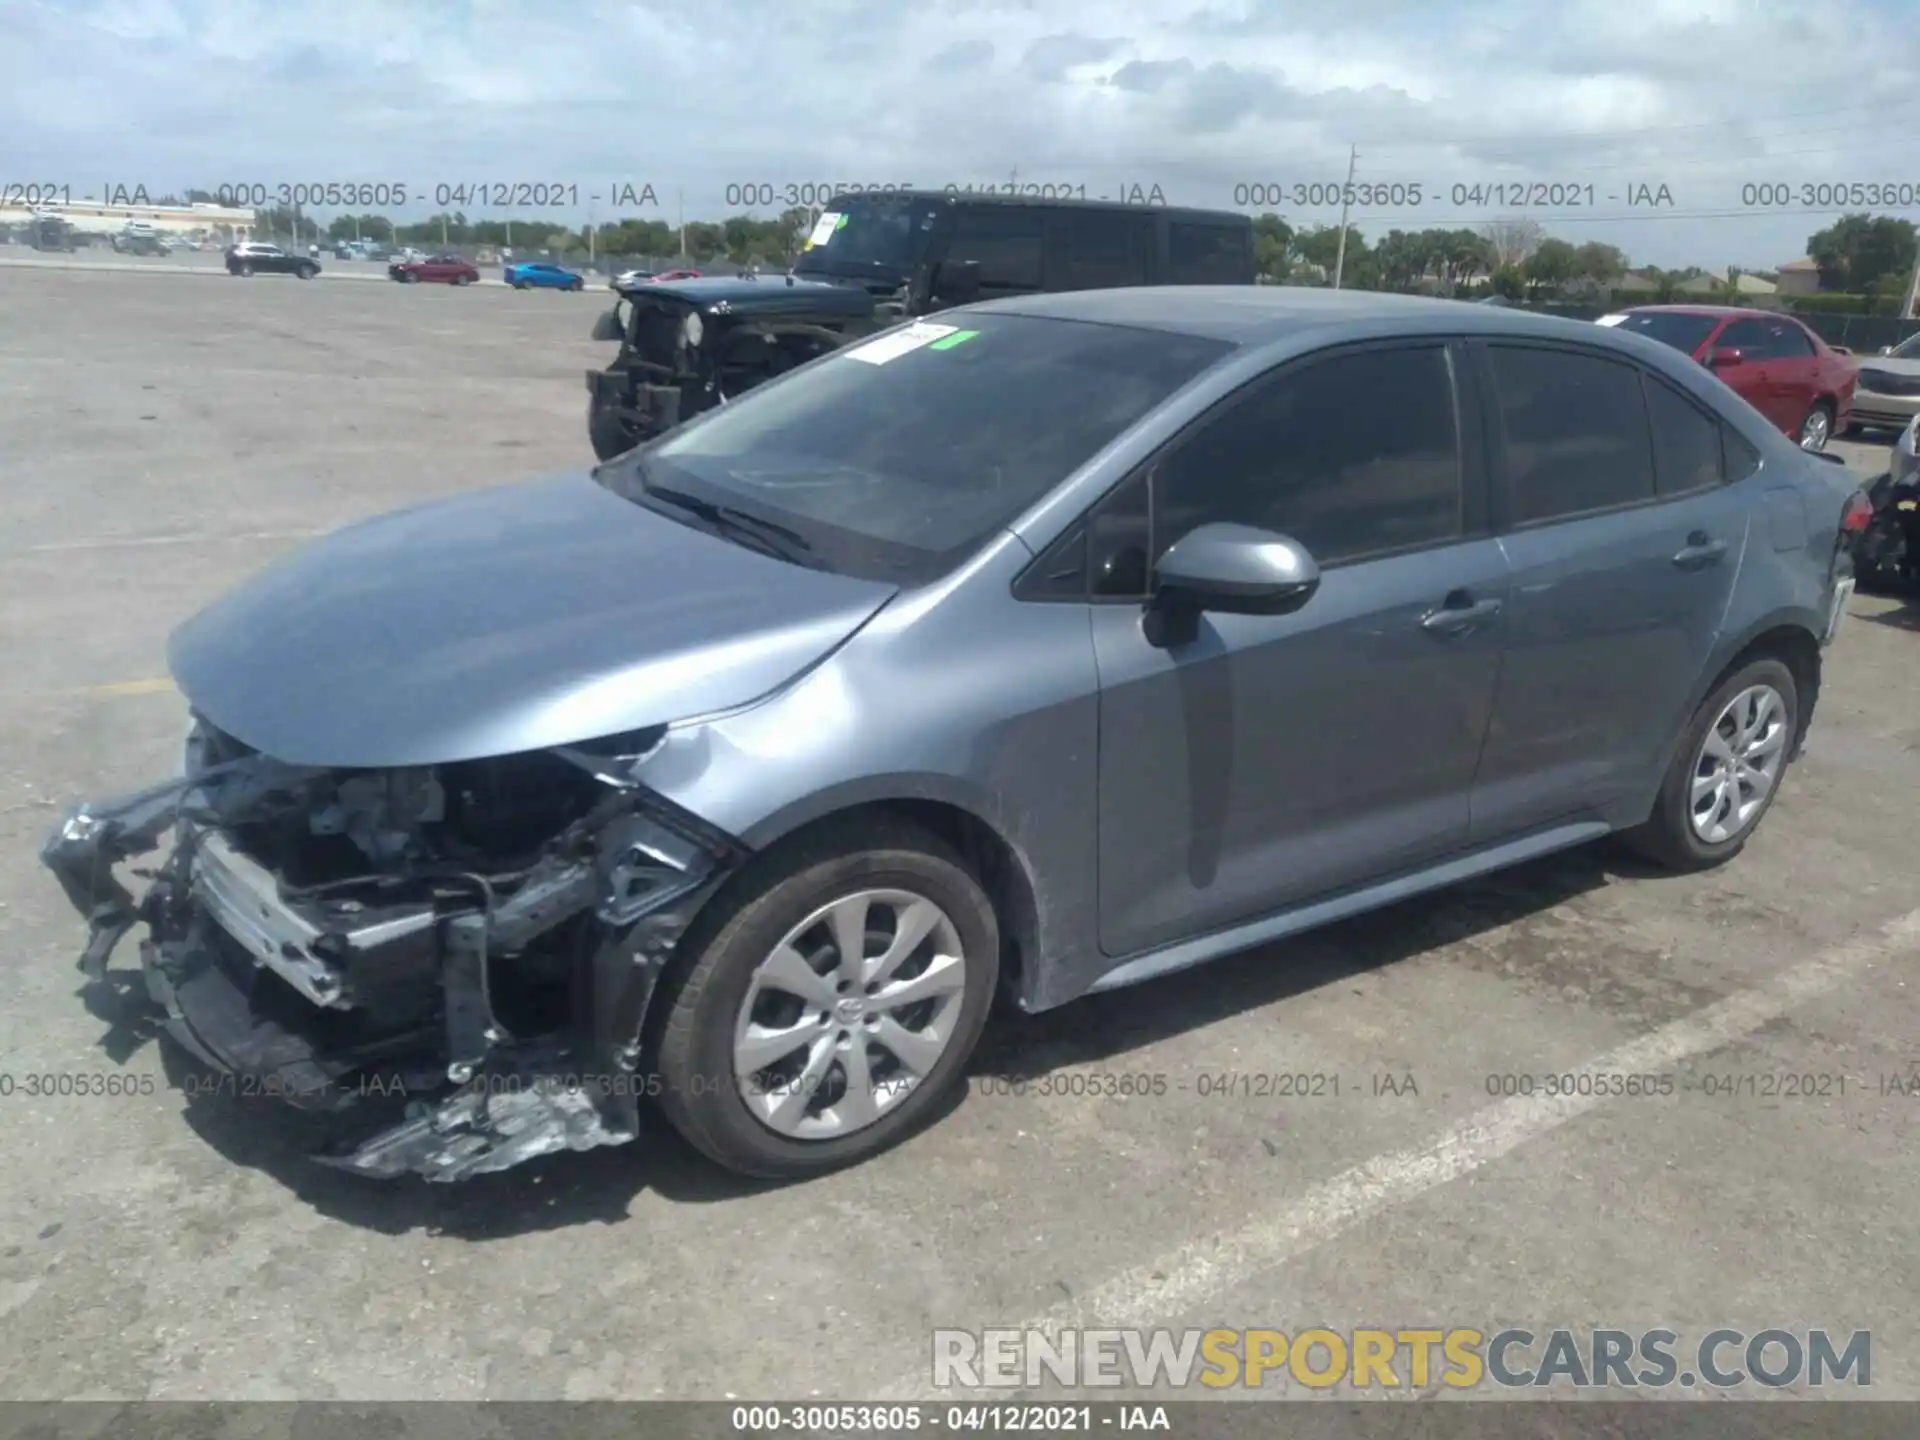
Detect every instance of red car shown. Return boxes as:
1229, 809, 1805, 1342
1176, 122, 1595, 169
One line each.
1597, 305, 1855, 451
387, 254, 481, 286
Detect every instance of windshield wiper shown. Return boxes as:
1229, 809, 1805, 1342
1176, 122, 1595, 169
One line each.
642, 482, 816, 563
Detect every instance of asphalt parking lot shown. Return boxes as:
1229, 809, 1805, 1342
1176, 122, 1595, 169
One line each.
2, 268, 1918, 1404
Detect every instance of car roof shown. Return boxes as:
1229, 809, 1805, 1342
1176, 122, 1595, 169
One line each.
968, 285, 1625, 346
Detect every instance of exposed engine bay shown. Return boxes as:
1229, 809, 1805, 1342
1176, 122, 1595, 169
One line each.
40, 718, 749, 1181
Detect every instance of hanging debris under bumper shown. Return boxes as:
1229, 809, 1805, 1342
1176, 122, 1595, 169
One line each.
39, 722, 749, 1181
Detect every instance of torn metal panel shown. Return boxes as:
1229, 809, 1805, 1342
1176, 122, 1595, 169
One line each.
40, 720, 751, 1181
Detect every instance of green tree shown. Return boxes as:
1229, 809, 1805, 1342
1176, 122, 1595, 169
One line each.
1573, 241, 1628, 286
1292, 223, 1368, 283
1523, 237, 1578, 297
1435, 229, 1491, 292
1807, 214, 1917, 292
1490, 263, 1527, 301
1373, 229, 1434, 291
1251, 213, 1293, 281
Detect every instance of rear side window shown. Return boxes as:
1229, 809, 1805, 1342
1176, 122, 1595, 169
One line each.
1166, 222, 1251, 284
1154, 344, 1463, 566
946, 207, 1045, 290
1486, 345, 1655, 524
1643, 376, 1724, 495
1051, 210, 1149, 290
1722, 425, 1763, 482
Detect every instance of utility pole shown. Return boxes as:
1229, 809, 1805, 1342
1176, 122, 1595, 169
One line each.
1902, 245, 1920, 320
440, 212, 449, 249
1332, 145, 1357, 290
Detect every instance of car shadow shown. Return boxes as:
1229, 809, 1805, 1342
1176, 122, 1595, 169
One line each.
86, 839, 1660, 1238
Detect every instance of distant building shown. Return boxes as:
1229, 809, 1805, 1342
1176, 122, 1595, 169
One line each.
1774, 257, 1822, 296
0, 196, 255, 243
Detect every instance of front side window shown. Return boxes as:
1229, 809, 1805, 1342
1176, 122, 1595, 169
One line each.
1486, 345, 1655, 524
1717, 318, 1777, 357
1152, 344, 1464, 567
943, 208, 1046, 290
1165, 222, 1251, 284
1053, 211, 1148, 290
792, 197, 943, 280
602, 314, 1233, 583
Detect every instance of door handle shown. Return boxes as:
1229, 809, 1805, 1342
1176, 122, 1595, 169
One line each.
1420, 592, 1503, 635
1673, 532, 1728, 569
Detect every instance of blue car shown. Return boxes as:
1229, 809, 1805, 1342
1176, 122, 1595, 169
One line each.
504, 261, 585, 291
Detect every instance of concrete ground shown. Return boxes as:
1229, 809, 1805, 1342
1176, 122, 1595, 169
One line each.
1, 268, 1916, 1404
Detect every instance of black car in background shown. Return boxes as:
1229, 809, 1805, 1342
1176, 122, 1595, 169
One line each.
584, 191, 1257, 458
225, 242, 320, 279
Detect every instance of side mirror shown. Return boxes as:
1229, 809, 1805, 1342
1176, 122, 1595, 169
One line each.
1880, 345, 1896, 356
1705, 346, 1746, 369
930, 259, 981, 307
1146, 523, 1320, 644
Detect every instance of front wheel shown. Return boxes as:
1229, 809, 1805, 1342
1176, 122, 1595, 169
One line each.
570, 278, 584, 292
1621, 657, 1799, 871
587, 397, 641, 460
239, 262, 255, 277
650, 818, 1000, 1178
453, 273, 472, 286
1797, 400, 1835, 452
297, 264, 317, 280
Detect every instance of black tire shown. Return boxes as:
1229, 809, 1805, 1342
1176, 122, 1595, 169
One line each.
297, 264, 317, 280
239, 262, 254, 277
650, 817, 1000, 1179
570, 278, 584, 292
454, 273, 472, 286
587, 399, 640, 461
1620, 656, 1799, 872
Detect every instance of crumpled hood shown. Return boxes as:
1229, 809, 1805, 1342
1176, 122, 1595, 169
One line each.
168, 472, 897, 768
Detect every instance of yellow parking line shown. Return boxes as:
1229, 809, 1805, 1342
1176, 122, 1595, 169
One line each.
83, 677, 175, 698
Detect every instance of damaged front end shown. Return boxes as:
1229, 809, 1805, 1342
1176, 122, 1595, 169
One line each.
41, 718, 748, 1181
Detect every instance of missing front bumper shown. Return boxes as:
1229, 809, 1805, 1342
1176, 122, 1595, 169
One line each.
39, 756, 746, 1182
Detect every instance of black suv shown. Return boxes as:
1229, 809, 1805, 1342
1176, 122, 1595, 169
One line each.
224, 242, 320, 279
585, 191, 1255, 459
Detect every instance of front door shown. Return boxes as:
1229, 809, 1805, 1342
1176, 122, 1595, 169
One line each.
1469, 341, 1752, 839
1091, 340, 1508, 960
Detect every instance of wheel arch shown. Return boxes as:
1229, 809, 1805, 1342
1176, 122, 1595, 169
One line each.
700, 784, 1045, 1013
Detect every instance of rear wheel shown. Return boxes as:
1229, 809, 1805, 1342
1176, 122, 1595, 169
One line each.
1798, 400, 1835, 451
239, 262, 254, 277
1621, 656, 1799, 871
650, 817, 999, 1178
297, 264, 317, 280
454, 273, 472, 286
570, 278, 584, 292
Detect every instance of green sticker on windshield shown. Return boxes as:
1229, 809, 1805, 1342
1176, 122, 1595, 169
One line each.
928, 329, 979, 350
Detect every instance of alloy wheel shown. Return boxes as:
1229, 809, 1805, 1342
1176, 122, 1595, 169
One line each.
1799, 407, 1832, 451
732, 888, 968, 1140
1689, 683, 1789, 844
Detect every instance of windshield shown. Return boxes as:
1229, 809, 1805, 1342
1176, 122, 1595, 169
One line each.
791, 197, 943, 279
1890, 333, 1920, 360
599, 313, 1233, 583
1609, 311, 1722, 355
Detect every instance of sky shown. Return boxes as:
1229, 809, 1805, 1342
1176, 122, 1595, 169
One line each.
3, 0, 1916, 269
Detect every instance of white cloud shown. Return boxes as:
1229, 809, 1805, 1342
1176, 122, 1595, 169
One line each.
3, 0, 1915, 266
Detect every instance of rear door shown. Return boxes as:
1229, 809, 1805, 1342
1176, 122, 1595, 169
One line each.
1761, 317, 1822, 435
1469, 341, 1752, 840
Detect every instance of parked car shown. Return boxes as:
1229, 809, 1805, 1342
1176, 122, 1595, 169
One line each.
586, 191, 1257, 457
40, 289, 1865, 1185
388, 253, 481, 285
224, 241, 320, 279
505, 261, 587, 291
1594, 306, 1855, 451
1847, 332, 1920, 435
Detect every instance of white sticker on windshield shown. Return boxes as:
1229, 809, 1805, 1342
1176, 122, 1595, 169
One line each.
807, 211, 842, 247
843, 321, 959, 365
1594, 313, 1627, 327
